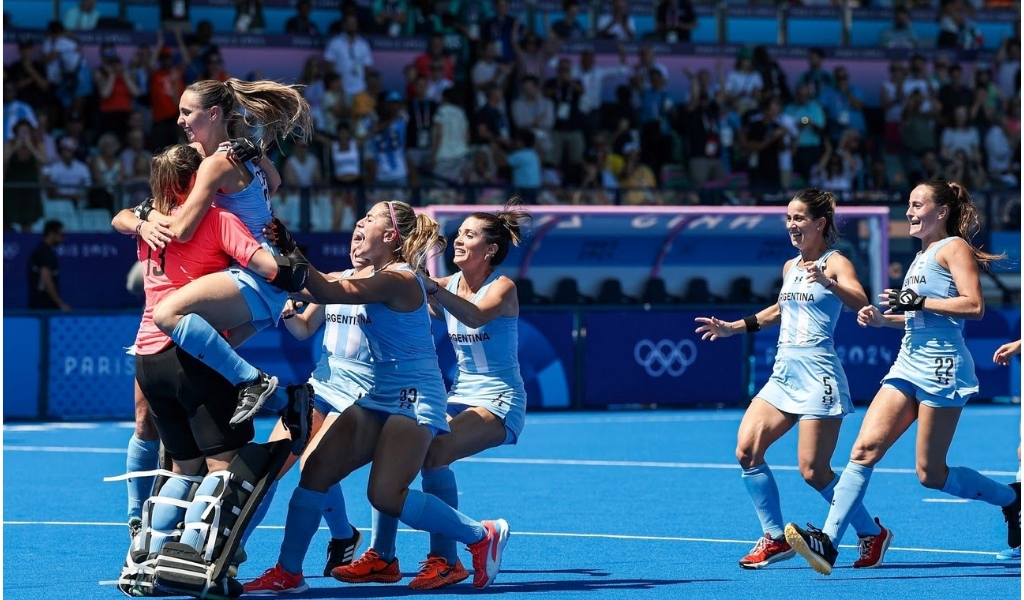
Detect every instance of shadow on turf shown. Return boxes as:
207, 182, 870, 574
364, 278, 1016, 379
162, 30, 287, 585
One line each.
825, 560, 1021, 580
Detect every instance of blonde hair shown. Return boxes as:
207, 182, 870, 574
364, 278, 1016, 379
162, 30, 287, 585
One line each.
150, 144, 202, 214
185, 78, 312, 153
385, 201, 447, 273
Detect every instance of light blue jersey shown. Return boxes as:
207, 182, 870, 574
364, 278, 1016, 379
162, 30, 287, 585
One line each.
882, 236, 979, 407
356, 265, 449, 432
777, 250, 843, 348
308, 269, 374, 415
756, 250, 853, 419
443, 271, 527, 443
368, 120, 408, 182
216, 152, 290, 330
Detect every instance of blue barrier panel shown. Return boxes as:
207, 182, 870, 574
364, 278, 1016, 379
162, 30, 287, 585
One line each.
430, 310, 575, 409
46, 314, 140, 419
990, 232, 1021, 274
3, 317, 42, 419
582, 310, 745, 406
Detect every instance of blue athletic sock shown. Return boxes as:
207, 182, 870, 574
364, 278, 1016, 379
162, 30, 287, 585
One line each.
171, 314, 259, 385
741, 464, 784, 539
823, 462, 873, 544
279, 486, 327, 575
422, 468, 459, 563
370, 508, 399, 562
179, 475, 224, 551
398, 489, 485, 546
240, 479, 279, 548
126, 435, 160, 521
941, 466, 1017, 507
323, 483, 354, 539
149, 478, 193, 554
819, 473, 880, 537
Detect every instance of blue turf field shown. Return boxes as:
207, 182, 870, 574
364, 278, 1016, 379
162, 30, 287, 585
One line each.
3, 406, 1021, 599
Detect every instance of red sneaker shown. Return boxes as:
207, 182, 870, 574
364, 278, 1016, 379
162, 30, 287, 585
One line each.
853, 517, 893, 568
408, 554, 470, 590
242, 564, 308, 594
330, 548, 402, 584
467, 519, 510, 589
739, 532, 796, 569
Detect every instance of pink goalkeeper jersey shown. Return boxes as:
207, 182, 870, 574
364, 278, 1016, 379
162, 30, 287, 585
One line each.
134, 205, 263, 355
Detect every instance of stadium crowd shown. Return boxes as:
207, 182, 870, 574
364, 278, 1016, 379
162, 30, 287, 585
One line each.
3, 0, 1021, 231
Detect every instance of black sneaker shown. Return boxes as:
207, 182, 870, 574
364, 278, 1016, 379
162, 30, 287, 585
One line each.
128, 517, 143, 541
280, 383, 314, 456
784, 522, 839, 575
324, 528, 364, 576
1002, 482, 1021, 549
230, 370, 278, 427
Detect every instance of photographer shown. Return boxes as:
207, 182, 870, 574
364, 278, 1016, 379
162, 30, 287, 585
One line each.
94, 44, 141, 140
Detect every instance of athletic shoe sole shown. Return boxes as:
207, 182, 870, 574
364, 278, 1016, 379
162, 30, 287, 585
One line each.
852, 528, 894, 569
230, 375, 278, 426
738, 548, 796, 569
784, 524, 833, 576
477, 519, 510, 589
243, 581, 309, 595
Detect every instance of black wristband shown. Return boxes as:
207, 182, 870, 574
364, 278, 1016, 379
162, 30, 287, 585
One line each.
133, 198, 154, 222
743, 315, 760, 333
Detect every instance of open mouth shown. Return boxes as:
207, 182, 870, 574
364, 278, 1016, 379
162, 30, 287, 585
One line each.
182, 126, 194, 141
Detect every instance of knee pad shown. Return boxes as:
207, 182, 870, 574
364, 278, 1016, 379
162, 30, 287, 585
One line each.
150, 440, 292, 599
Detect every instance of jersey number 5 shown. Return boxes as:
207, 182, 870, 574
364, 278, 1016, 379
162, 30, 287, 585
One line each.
822, 375, 834, 406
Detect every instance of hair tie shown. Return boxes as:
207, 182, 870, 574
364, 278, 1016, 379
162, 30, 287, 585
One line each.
387, 201, 402, 246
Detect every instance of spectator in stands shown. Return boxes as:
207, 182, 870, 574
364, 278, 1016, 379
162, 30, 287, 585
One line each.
945, 149, 988, 189
350, 70, 383, 140
471, 41, 511, 108
634, 46, 671, 93
511, 75, 555, 157
330, 121, 362, 227
431, 87, 470, 184
753, 46, 790, 105
809, 139, 855, 194
835, 128, 864, 187
149, 45, 184, 151
61, 111, 90, 162
451, 0, 494, 45
120, 126, 153, 175
597, 0, 636, 41
655, 0, 697, 43
514, 32, 556, 85
880, 61, 912, 151
42, 21, 90, 124
901, 89, 938, 176
425, 59, 455, 103
879, 6, 919, 49
938, 64, 974, 128
88, 132, 122, 212
33, 113, 58, 163
7, 41, 52, 118
818, 66, 866, 142
940, 105, 981, 163
127, 42, 155, 118
971, 66, 1002, 130
285, 0, 319, 35
317, 72, 345, 145
325, 14, 374, 103
122, 150, 152, 209
363, 92, 409, 196
28, 220, 70, 310
785, 84, 827, 182
63, 0, 100, 31
724, 48, 764, 116
796, 48, 833, 100
415, 33, 455, 81
298, 56, 327, 135
3, 120, 47, 231
683, 76, 726, 187
407, 76, 438, 168
985, 114, 1017, 188
574, 47, 631, 136
618, 142, 661, 205
42, 136, 91, 207
201, 50, 229, 83
930, 55, 951, 89
551, 1, 586, 41
485, 0, 522, 65
234, 0, 266, 33
742, 97, 786, 191
464, 147, 500, 189
3, 79, 38, 142
546, 58, 586, 185
278, 137, 322, 227
492, 128, 540, 203
94, 45, 141, 141
177, 22, 216, 85
937, 0, 982, 50
576, 135, 617, 205
373, 0, 413, 37
638, 68, 675, 181
908, 150, 943, 185
473, 83, 511, 146
995, 37, 1020, 101
605, 84, 639, 151
1004, 97, 1020, 150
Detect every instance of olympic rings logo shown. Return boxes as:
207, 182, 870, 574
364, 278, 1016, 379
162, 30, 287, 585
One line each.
633, 339, 698, 377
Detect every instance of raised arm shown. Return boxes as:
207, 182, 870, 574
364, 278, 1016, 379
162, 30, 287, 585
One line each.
428, 275, 517, 329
